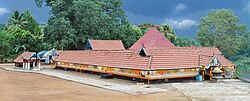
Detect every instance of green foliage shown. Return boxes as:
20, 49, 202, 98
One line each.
196, 9, 248, 57
196, 9, 250, 79
6, 10, 40, 34
132, 25, 143, 38
174, 37, 200, 47
45, 17, 77, 50
5, 10, 27, 32
137, 23, 156, 33
0, 31, 13, 61
0, 24, 5, 31
160, 24, 177, 43
4, 10, 46, 56
238, 31, 250, 56
235, 57, 250, 77
36, 0, 134, 49
22, 10, 41, 34
12, 27, 31, 39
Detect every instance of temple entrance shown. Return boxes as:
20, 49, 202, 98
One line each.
204, 67, 213, 80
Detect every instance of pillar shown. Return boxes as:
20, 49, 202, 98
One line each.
33, 61, 35, 68
22, 61, 25, 69
25, 61, 27, 69
27, 60, 30, 70
38, 60, 41, 69
209, 68, 212, 80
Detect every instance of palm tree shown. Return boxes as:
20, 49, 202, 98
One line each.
30, 25, 44, 42
160, 24, 177, 43
13, 44, 26, 53
6, 10, 27, 31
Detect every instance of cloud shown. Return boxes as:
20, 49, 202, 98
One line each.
164, 19, 196, 30
175, 3, 186, 12
0, 8, 9, 16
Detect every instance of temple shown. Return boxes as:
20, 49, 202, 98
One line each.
13, 52, 42, 70
14, 27, 235, 81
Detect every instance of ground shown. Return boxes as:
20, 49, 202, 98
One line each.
0, 64, 250, 101
0, 64, 189, 101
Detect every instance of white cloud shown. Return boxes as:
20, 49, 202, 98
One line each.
0, 8, 9, 16
175, 3, 186, 12
164, 19, 196, 30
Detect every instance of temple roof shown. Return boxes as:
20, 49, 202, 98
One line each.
55, 46, 233, 70
141, 46, 233, 69
129, 27, 175, 51
13, 52, 42, 63
87, 40, 125, 51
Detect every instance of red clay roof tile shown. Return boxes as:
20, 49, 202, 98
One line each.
129, 27, 175, 51
55, 46, 233, 70
89, 40, 125, 50
13, 52, 35, 63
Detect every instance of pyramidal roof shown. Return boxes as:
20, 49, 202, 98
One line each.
129, 27, 175, 51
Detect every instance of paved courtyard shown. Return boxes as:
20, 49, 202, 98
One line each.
170, 80, 250, 101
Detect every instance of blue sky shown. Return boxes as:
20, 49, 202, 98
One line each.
0, 0, 250, 38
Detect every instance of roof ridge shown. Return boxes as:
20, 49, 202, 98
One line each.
147, 55, 153, 70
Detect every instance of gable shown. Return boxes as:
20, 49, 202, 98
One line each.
205, 56, 222, 69
139, 47, 148, 56
28, 53, 42, 60
13, 52, 42, 63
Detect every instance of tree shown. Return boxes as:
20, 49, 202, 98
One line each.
5, 10, 46, 53
11, 27, 31, 53
22, 10, 40, 34
0, 31, 13, 62
239, 31, 250, 56
174, 37, 200, 47
0, 24, 4, 31
160, 24, 177, 43
5, 10, 27, 31
36, 0, 134, 49
196, 9, 247, 57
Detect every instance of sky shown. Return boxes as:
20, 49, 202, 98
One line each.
0, 0, 250, 39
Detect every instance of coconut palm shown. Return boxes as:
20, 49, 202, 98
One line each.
30, 25, 44, 43
160, 24, 177, 43
13, 44, 26, 53
6, 10, 27, 31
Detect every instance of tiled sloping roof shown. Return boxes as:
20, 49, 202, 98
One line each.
13, 52, 34, 63
143, 47, 233, 69
144, 47, 221, 56
216, 55, 234, 66
200, 55, 234, 66
144, 47, 201, 69
199, 55, 213, 66
55, 50, 150, 70
89, 40, 125, 50
52, 50, 63, 60
129, 27, 175, 51
55, 47, 233, 70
